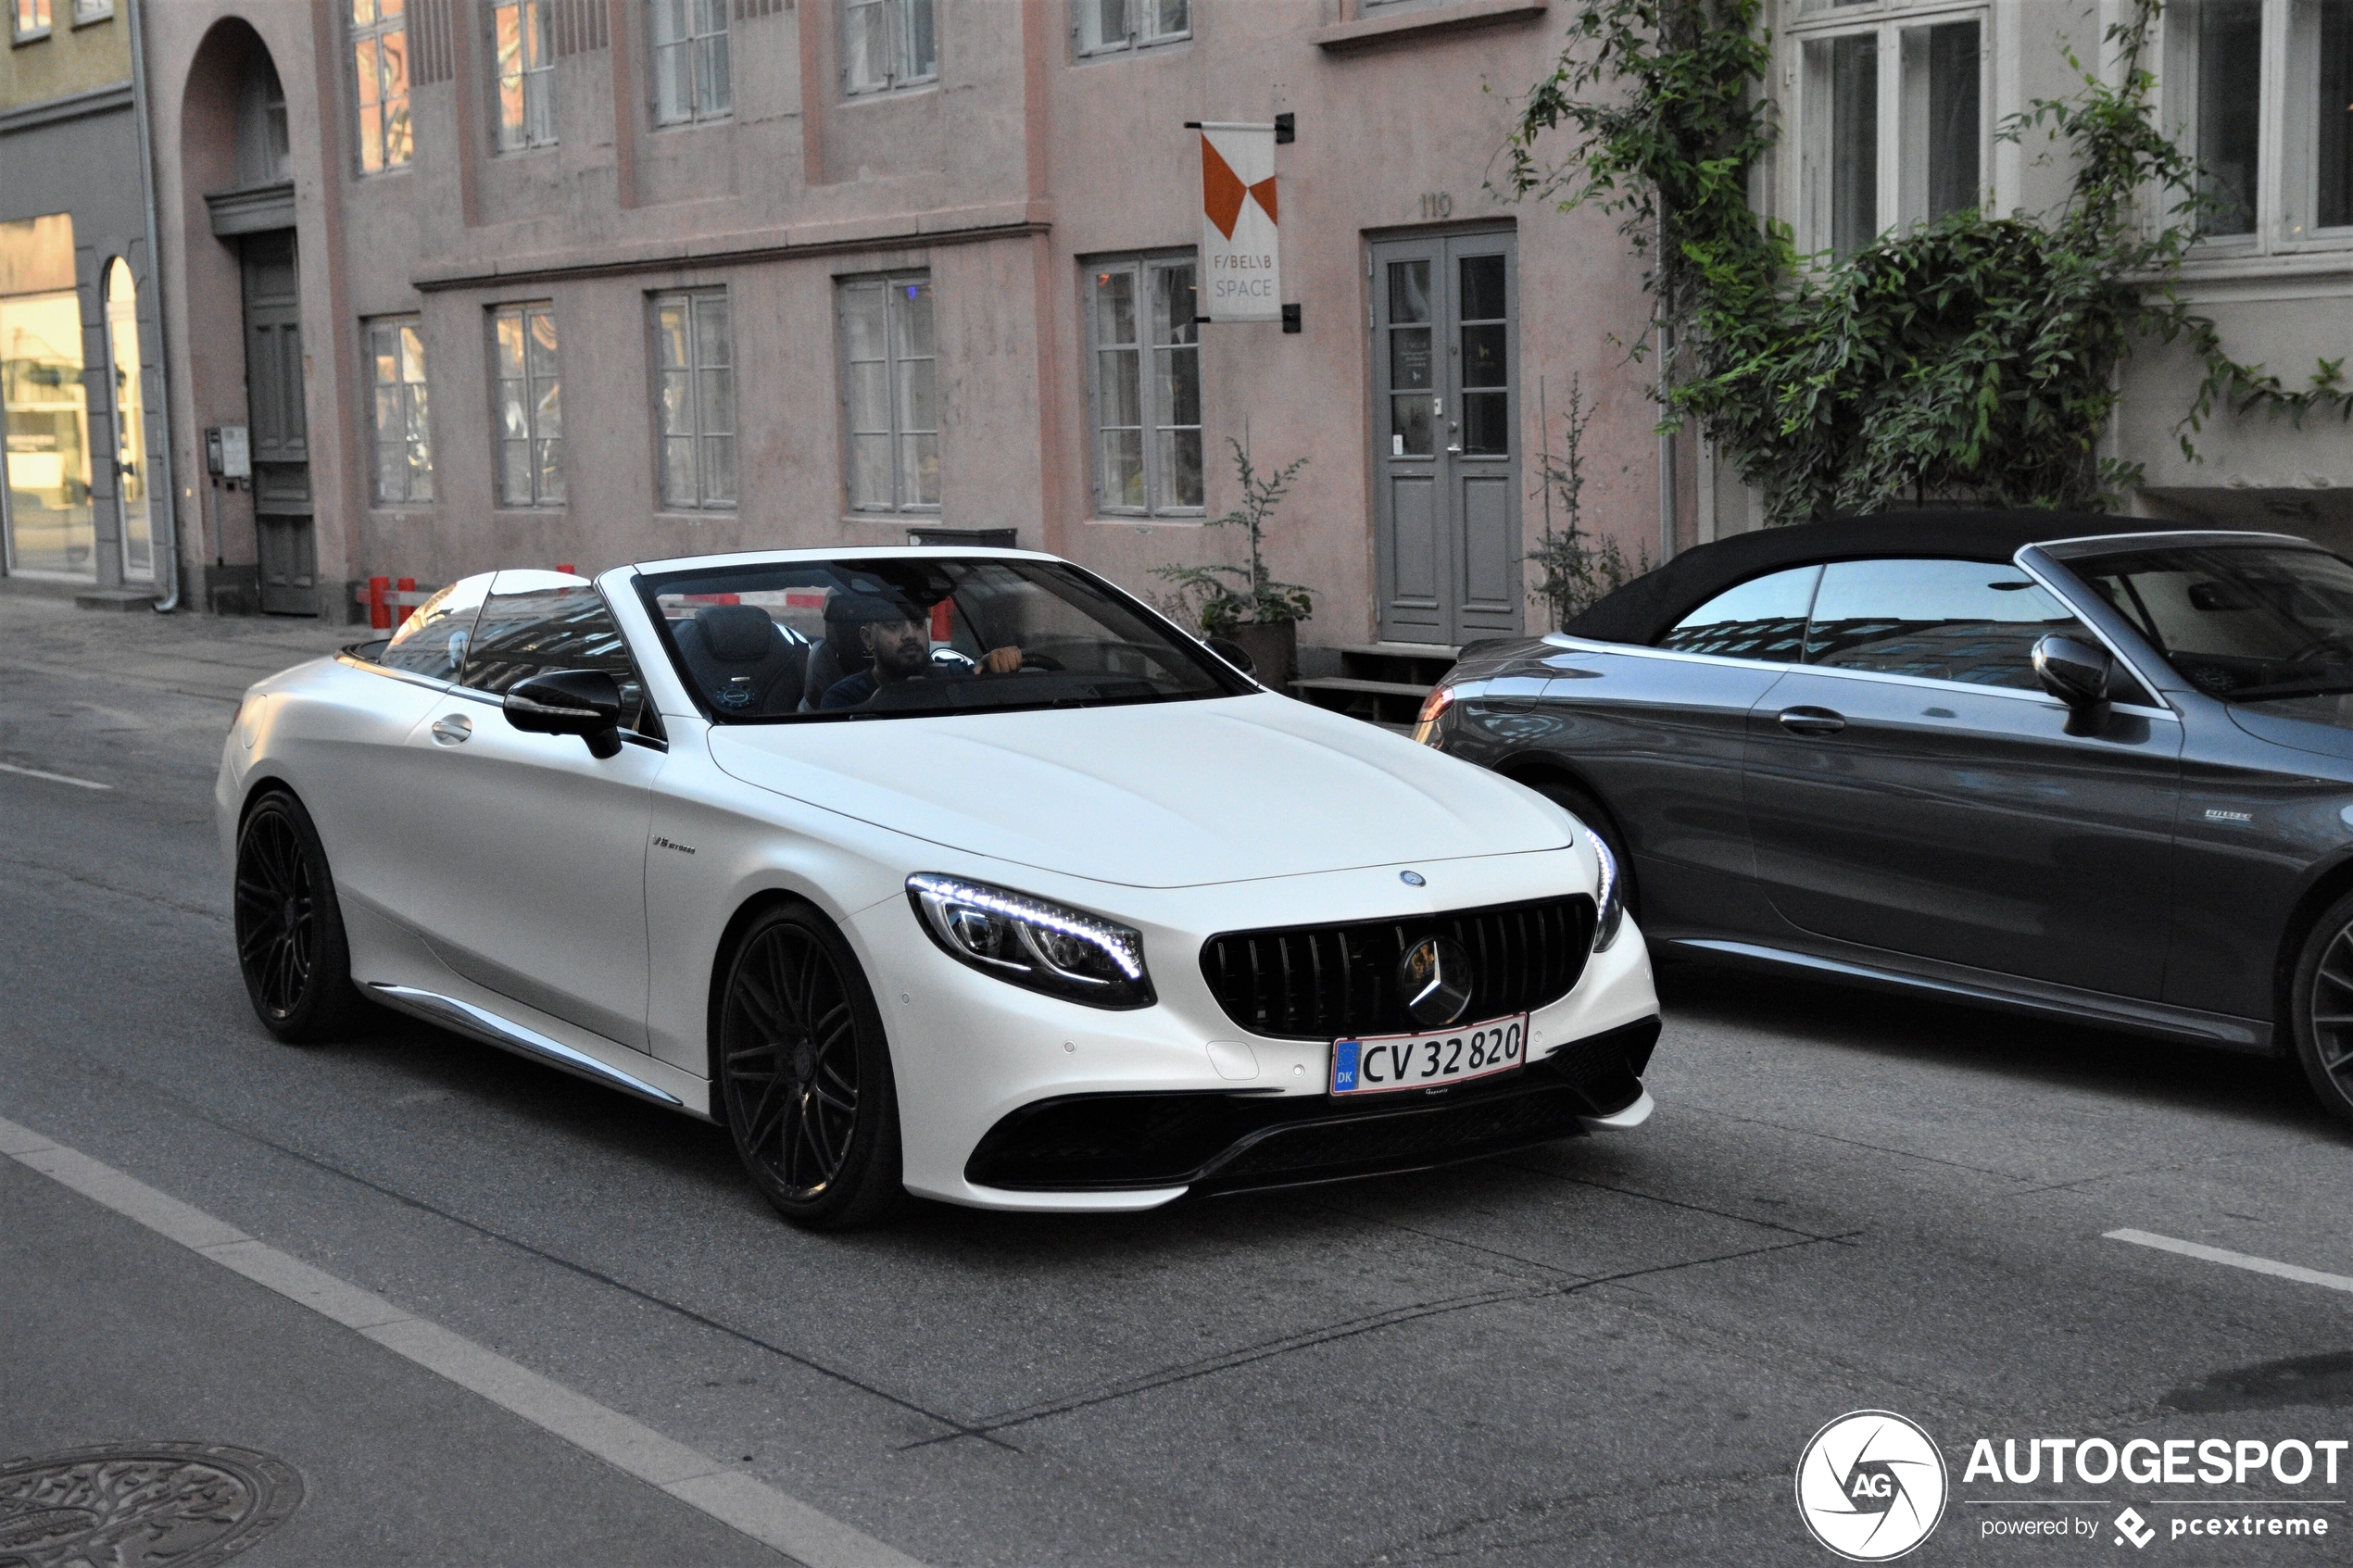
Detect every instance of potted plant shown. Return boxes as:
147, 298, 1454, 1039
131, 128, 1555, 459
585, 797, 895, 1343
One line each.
1153, 439, 1314, 690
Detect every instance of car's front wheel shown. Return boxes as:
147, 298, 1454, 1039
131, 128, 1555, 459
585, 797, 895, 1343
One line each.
233, 789, 367, 1044
716, 904, 905, 1229
2289, 890, 2353, 1127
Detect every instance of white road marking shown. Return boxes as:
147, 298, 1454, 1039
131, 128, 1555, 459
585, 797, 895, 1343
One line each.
0, 1114, 929, 1568
0, 761, 112, 791
2105, 1228, 2353, 1295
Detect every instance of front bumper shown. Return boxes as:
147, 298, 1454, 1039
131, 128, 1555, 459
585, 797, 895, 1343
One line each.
847, 862, 1661, 1211
963, 1016, 1659, 1198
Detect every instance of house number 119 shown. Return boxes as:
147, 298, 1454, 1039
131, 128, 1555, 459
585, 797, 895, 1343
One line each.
1419, 193, 1453, 220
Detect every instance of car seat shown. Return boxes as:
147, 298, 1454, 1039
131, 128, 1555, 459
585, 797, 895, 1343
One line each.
673, 605, 805, 716
799, 600, 879, 710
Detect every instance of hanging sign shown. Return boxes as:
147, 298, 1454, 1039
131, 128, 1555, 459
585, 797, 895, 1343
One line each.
1197, 121, 1279, 323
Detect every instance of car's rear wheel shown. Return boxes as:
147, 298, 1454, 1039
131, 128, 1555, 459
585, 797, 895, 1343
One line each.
716, 905, 905, 1229
1523, 775, 1639, 920
2289, 890, 2353, 1126
233, 789, 367, 1044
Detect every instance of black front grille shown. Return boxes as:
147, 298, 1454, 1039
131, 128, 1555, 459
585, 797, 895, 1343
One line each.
1200, 895, 1596, 1040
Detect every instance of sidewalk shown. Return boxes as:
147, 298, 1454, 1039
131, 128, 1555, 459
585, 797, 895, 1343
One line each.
0, 594, 355, 707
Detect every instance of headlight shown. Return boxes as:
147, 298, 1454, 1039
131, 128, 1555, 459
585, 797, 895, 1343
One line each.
1590, 834, 1626, 953
906, 874, 1155, 1010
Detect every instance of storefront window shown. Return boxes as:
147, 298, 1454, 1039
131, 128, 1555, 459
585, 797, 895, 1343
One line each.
2, 214, 93, 579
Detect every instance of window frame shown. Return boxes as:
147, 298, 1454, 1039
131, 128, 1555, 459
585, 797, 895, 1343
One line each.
11, 0, 50, 44
347, 0, 414, 176
70, 0, 109, 24
841, 0, 938, 97
837, 271, 940, 516
1072, 0, 1189, 59
363, 314, 434, 508
648, 287, 736, 513
2162, 0, 2353, 256
490, 0, 558, 153
1083, 252, 1204, 521
650, 0, 732, 127
1785, 0, 1991, 258
490, 300, 563, 509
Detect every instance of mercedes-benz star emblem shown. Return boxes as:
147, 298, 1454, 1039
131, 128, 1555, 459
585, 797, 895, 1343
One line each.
1396, 935, 1473, 1028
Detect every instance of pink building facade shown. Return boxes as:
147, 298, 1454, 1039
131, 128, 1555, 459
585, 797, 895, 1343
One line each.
144, 0, 1671, 659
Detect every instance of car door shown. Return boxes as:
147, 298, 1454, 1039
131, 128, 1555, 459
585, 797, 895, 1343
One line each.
1498, 564, 1822, 936
1742, 558, 2184, 999
392, 571, 666, 1049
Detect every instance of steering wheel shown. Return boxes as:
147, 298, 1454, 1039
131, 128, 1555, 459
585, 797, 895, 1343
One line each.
1015, 652, 1064, 672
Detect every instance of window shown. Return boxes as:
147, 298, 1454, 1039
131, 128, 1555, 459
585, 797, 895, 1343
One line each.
843, 0, 936, 94
652, 290, 735, 510
1659, 566, 1822, 661
650, 0, 730, 124
71, 0, 110, 23
491, 0, 556, 151
365, 316, 433, 506
1803, 559, 2085, 690
379, 572, 491, 680
491, 303, 562, 508
460, 581, 657, 734
1076, 0, 1187, 56
349, 0, 413, 173
1794, 3, 1982, 257
840, 275, 937, 513
2, 213, 92, 577
1087, 257, 1201, 516
2164, 0, 2353, 247
11, 0, 49, 42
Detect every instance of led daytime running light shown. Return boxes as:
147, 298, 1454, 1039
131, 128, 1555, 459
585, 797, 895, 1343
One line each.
1590, 834, 1625, 953
905, 875, 1153, 1011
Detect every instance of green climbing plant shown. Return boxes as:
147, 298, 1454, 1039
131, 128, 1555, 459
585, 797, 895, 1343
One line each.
1497, 0, 2351, 525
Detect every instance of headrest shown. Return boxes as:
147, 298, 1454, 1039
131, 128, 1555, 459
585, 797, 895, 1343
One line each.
697, 604, 783, 663
826, 591, 924, 628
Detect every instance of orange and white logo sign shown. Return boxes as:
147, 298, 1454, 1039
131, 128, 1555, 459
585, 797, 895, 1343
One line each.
1198, 121, 1279, 322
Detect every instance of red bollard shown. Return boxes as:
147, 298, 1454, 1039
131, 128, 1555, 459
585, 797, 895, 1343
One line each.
368, 575, 391, 631
394, 575, 417, 629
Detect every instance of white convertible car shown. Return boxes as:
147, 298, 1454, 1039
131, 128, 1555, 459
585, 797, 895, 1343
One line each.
218, 549, 1660, 1227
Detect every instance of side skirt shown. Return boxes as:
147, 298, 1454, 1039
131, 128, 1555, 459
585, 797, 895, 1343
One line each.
1665, 937, 2275, 1055
364, 983, 716, 1118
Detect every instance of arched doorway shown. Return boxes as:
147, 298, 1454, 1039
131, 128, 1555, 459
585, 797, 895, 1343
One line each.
104, 257, 152, 582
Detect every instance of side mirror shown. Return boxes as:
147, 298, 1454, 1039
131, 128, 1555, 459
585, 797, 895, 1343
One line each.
1204, 636, 1255, 675
2032, 633, 2113, 736
505, 669, 623, 759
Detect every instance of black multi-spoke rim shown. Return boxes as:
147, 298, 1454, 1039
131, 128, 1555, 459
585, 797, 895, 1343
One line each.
722, 925, 861, 1200
2311, 922, 2353, 1100
234, 809, 318, 1022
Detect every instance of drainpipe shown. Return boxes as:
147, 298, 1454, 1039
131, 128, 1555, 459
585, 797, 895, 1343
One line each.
1656, 321, 1678, 562
128, 0, 182, 611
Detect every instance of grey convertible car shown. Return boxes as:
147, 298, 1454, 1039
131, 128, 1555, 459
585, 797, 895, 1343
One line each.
1421, 511, 2353, 1124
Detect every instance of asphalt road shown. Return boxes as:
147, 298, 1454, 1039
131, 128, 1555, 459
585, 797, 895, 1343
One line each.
5, 591, 2351, 1568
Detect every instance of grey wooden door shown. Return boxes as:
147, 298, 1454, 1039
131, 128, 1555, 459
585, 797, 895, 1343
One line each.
241, 231, 316, 614
1372, 231, 1521, 646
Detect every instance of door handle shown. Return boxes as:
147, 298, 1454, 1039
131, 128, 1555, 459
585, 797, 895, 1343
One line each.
1776, 706, 1845, 736
1445, 445, 1464, 455
431, 712, 473, 746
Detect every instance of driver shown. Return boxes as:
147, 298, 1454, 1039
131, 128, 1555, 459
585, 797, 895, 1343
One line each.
818, 592, 1022, 709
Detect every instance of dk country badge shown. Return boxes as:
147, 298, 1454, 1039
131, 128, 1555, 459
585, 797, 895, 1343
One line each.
1797, 1411, 1950, 1561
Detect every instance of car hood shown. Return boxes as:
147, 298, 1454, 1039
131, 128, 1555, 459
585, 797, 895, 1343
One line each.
705, 693, 1572, 888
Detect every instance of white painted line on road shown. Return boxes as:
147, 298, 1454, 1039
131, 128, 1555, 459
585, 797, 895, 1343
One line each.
0, 1113, 930, 1568
0, 761, 112, 791
2105, 1228, 2353, 1295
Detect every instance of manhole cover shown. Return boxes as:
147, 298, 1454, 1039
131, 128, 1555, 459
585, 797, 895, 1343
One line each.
0, 1442, 300, 1568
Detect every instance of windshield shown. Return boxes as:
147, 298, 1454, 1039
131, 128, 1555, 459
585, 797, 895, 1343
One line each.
2070, 544, 2353, 719
635, 557, 1249, 722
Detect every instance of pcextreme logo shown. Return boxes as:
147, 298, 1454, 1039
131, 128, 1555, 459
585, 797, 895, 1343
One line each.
1796, 1411, 1951, 1562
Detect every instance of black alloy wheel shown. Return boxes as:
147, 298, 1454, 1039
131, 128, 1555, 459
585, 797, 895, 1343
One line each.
2290, 890, 2353, 1126
717, 905, 904, 1229
233, 790, 365, 1044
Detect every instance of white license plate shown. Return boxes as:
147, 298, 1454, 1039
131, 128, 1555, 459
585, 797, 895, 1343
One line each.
1329, 1015, 1529, 1097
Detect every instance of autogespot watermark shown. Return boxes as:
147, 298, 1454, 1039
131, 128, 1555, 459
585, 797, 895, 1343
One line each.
1797, 1411, 1952, 1562
1797, 1414, 2347, 1557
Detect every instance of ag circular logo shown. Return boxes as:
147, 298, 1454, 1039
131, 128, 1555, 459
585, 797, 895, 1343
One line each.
1794, 1411, 1948, 1562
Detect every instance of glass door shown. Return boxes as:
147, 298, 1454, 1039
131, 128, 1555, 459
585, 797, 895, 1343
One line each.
105, 257, 152, 582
